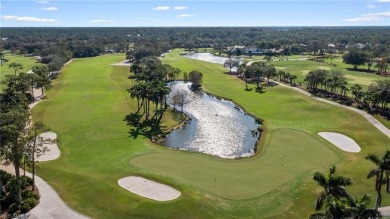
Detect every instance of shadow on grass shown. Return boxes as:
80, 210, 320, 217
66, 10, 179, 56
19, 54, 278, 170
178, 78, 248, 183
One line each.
124, 112, 166, 139
346, 68, 377, 74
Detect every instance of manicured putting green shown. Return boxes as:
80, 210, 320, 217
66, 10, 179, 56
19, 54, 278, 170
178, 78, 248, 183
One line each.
130, 128, 339, 199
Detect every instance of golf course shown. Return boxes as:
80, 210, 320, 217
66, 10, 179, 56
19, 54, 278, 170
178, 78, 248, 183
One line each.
30, 49, 390, 218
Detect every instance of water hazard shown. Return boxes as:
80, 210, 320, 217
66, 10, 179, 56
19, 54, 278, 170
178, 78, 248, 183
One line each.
163, 82, 260, 159
184, 53, 242, 72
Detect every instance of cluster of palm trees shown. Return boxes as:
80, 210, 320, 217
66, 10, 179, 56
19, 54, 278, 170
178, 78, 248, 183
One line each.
311, 165, 381, 218
237, 62, 277, 91
304, 69, 349, 97
277, 71, 298, 85
128, 57, 180, 121
364, 81, 390, 109
2, 63, 52, 102
312, 151, 390, 218
303, 68, 390, 112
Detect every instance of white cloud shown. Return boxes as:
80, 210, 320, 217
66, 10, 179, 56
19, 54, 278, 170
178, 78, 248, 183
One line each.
366, 4, 376, 8
0, 5, 5, 9
136, 17, 148, 20
174, 6, 188, 10
344, 11, 390, 22
2, 15, 56, 22
40, 6, 58, 11
177, 14, 194, 18
88, 19, 115, 23
153, 6, 170, 11
376, 0, 390, 2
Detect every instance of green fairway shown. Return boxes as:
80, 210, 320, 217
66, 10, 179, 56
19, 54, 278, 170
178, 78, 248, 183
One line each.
270, 57, 389, 91
32, 51, 390, 218
131, 128, 339, 200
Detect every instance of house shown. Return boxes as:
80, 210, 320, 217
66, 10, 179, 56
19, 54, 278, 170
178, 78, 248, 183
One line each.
244, 47, 263, 55
226, 45, 246, 53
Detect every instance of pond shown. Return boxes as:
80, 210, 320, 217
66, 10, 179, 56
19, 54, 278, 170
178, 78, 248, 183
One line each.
163, 82, 261, 159
184, 53, 242, 72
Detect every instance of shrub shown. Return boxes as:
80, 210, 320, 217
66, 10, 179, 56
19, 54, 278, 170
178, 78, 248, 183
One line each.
8, 203, 20, 215
0, 170, 12, 185
20, 198, 37, 213
1, 194, 16, 210
20, 176, 34, 188
22, 190, 39, 200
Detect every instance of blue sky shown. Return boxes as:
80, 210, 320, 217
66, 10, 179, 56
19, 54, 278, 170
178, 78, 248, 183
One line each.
0, 0, 389, 27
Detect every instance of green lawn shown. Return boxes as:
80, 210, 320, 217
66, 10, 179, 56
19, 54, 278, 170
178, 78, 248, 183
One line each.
32, 51, 390, 218
271, 57, 388, 91
0, 53, 43, 90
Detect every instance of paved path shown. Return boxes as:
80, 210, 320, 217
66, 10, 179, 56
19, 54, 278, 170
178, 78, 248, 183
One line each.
272, 80, 390, 138
1, 87, 91, 218
1, 165, 90, 219
379, 206, 390, 217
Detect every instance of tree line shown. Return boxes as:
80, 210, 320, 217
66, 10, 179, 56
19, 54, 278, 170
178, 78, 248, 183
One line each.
1, 61, 54, 216
1, 27, 389, 70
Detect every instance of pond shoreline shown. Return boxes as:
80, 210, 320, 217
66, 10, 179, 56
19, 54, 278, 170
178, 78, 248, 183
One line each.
155, 82, 264, 159
201, 89, 264, 154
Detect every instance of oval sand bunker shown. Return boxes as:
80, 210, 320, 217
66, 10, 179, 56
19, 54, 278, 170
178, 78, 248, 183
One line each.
37, 132, 60, 161
318, 132, 361, 153
118, 176, 181, 201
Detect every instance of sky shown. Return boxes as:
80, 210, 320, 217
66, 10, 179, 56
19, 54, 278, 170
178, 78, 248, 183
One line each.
0, 0, 389, 27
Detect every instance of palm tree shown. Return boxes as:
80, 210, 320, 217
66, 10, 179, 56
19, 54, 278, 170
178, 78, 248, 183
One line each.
365, 151, 390, 210
0, 52, 8, 66
351, 84, 363, 102
242, 65, 253, 90
129, 84, 142, 111
32, 65, 52, 96
278, 71, 285, 81
8, 62, 24, 76
348, 194, 382, 219
310, 199, 353, 219
26, 121, 49, 191
290, 75, 297, 85
376, 58, 389, 74
313, 165, 352, 211
264, 65, 276, 84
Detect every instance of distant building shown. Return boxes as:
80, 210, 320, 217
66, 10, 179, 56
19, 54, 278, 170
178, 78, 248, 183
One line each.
226, 45, 246, 53
244, 47, 263, 55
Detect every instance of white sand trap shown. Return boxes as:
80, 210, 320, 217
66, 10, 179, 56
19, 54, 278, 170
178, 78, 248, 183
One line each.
118, 176, 181, 201
318, 132, 361, 153
36, 132, 60, 161
110, 60, 131, 66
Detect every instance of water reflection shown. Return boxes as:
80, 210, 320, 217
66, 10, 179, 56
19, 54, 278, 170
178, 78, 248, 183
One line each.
163, 82, 260, 159
184, 53, 242, 72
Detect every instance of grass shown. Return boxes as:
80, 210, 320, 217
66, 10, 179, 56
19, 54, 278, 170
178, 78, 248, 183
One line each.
32, 51, 390, 218
0, 53, 43, 90
270, 57, 388, 91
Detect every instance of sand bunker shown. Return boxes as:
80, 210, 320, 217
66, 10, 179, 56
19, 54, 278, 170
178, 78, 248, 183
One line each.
318, 132, 361, 153
118, 176, 181, 201
36, 132, 60, 161
110, 60, 131, 66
